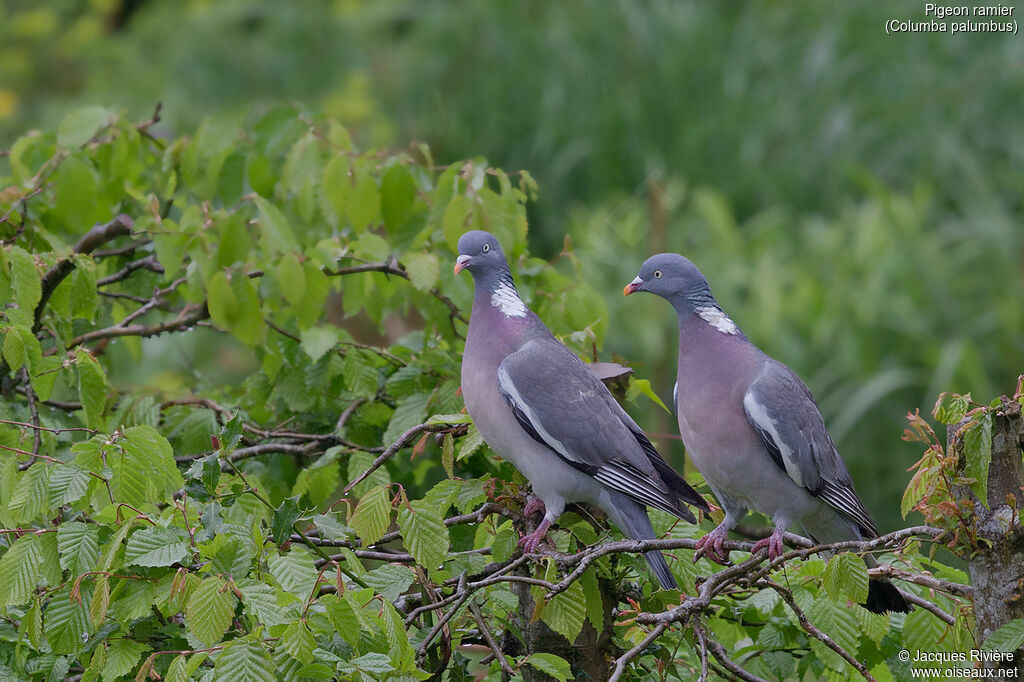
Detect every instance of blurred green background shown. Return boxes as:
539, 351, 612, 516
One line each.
3, 0, 1021, 530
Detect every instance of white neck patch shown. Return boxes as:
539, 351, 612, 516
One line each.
491, 282, 528, 318
696, 306, 739, 335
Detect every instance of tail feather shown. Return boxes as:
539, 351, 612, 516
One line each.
605, 495, 678, 590
865, 578, 912, 614
645, 550, 678, 590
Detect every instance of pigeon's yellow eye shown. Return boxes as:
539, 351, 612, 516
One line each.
482, 244, 490, 253
654, 270, 662, 279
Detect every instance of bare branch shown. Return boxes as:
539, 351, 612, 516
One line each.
469, 600, 513, 678
609, 622, 668, 681
342, 421, 457, 496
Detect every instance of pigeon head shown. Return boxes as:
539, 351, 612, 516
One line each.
454, 230, 509, 279
624, 253, 710, 301
625, 254, 742, 335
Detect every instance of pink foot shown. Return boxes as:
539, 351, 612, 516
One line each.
518, 519, 552, 553
523, 496, 545, 518
694, 524, 731, 565
751, 527, 786, 560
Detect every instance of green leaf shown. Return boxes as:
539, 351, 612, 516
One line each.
76, 349, 108, 430
124, 526, 189, 567
270, 496, 302, 545
7, 462, 49, 523
397, 500, 450, 570
186, 577, 235, 646
347, 174, 381, 230
268, 548, 318, 601
49, 465, 92, 507
276, 252, 307, 306
363, 563, 416, 602
57, 106, 111, 148
963, 412, 993, 506
381, 165, 417, 234
627, 377, 671, 413
442, 195, 472, 250
457, 423, 484, 460
322, 155, 350, 226
933, 392, 970, 425
0, 534, 42, 606
100, 638, 149, 682
45, 585, 92, 654
5, 246, 41, 326
350, 485, 391, 547
524, 653, 572, 682
404, 252, 439, 292
441, 433, 455, 478
299, 326, 338, 362
255, 195, 299, 253
985, 618, 1024, 652
53, 155, 103, 229
279, 621, 316, 664
2, 326, 27, 372
237, 579, 296, 629
382, 391, 430, 447
212, 638, 276, 682
823, 552, 869, 603
108, 425, 184, 507
57, 521, 100, 574
341, 652, 394, 677
542, 572, 586, 643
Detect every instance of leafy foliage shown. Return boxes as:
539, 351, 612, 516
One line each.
0, 106, 991, 680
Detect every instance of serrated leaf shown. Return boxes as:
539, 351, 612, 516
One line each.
985, 618, 1024, 651
6, 247, 41, 326
45, 585, 92, 654
212, 638, 276, 682
58, 106, 111, 148
76, 349, 108, 430
100, 638, 148, 682
823, 552, 869, 603
397, 500, 449, 570
57, 521, 100, 574
7, 462, 49, 523
271, 496, 302, 545
268, 548, 318, 600
279, 621, 316, 664
442, 195, 472, 249
276, 252, 307, 306
441, 433, 455, 478
933, 392, 969, 425
255, 195, 299, 253
524, 653, 572, 682
0, 534, 42, 606
963, 412, 993, 506
457, 423, 484, 460
108, 426, 184, 508
49, 465, 92, 507
341, 652, 394, 677
347, 174, 380, 230
350, 485, 391, 546
186, 577, 235, 646
541, 570, 586, 643
237, 580, 296, 629
380, 165, 417, 234
404, 252, 439, 292
363, 563, 416, 602
124, 526, 189, 567
299, 326, 338, 362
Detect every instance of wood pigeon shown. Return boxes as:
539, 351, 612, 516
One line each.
455, 231, 709, 590
624, 253, 911, 613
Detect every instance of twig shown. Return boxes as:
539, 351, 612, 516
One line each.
693, 619, 711, 682
762, 579, 875, 681
97, 254, 164, 286
609, 622, 668, 681
33, 214, 134, 330
705, 637, 769, 682
342, 421, 455, 496
469, 600, 513, 678
64, 303, 209, 348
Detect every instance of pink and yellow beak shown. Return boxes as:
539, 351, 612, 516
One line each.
454, 255, 472, 275
623, 276, 643, 296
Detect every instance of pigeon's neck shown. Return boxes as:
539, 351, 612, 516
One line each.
472, 270, 529, 320
674, 287, 744, 339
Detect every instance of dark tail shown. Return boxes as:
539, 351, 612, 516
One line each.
645, 551, 678, 591
864, 578, 912, 614
606, 495, 679, 590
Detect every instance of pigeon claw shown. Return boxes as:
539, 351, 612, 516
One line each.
518, 519, 552, 554
750, 528, 786, 561
522, 496, 546, 518
694, 526, 731, 565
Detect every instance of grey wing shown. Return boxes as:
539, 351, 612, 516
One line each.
742, 361, 878, 537
497, 338, 700, 522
